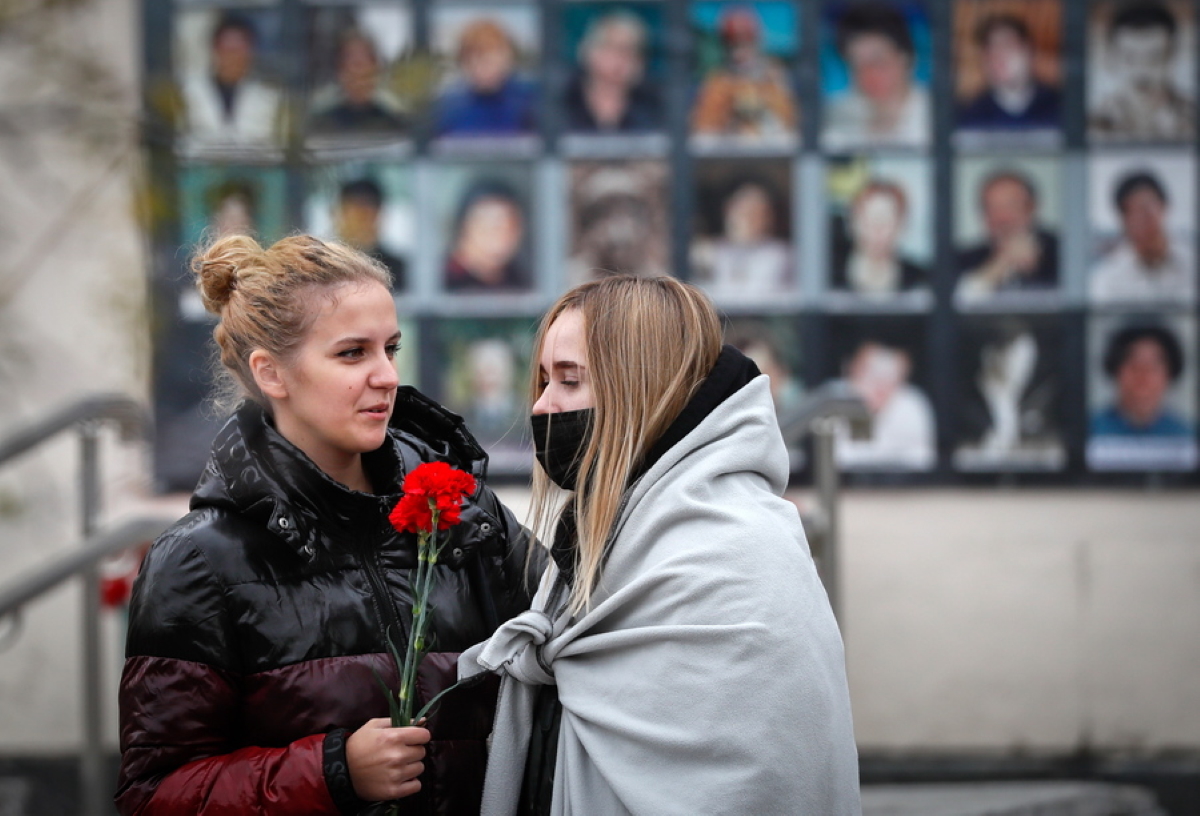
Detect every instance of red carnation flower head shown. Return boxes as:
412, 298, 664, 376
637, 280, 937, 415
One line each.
388, 493, 431, 533
388, 461, 477, 534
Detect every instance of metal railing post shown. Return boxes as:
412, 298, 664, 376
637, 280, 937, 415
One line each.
777, 383, 868, 628
811, 418, 840, 623
79, 422, 105, 816
0, 395, 167, 816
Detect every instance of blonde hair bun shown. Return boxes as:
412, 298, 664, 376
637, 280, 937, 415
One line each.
192, 234, 266, 314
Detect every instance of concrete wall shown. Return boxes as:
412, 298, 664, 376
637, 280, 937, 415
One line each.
836, 489, 1200, 754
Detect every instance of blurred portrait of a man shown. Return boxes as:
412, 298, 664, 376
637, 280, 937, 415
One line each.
956, 169, 1059, 303
1092, 323, 1191, 439
307, 30, 408, 138
333, 178, 407, 290
563, 9, 662, 133
823, 1, 931, 149
568, 161, 669, 285
1088, 0, 1196, 142
1090, 169, 1195, 305
957, 12, 1061, 133
178, 12, 283, 152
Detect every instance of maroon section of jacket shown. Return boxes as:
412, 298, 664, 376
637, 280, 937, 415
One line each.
117, 652, 500, 816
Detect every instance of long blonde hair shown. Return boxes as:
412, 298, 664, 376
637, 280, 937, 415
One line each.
528, 276, 723, 613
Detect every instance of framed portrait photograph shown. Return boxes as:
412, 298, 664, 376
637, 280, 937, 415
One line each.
953, 154, 1063, 309
1087, 313, 1198, 472
689, 0, 801, 152
430, 317, 540, 475
690, 158, 795, 305
1087, 0, 1197, 144
431, 160, 538, 297
820, 0, 933, 151
953, 314, 1066, 471
724, 314, 806, 418
429, 3, 541, 145
394, 316, 421, 395
566, 159, 671, 288
724, 314, 808, 469
824, 153, 934, 311
302, 4, 417, 151
560, 2, 668, 138
171, 6, 288, 158
304, 161, 414, 292
1087, 150, 1196, 307
178, 164, 289, 251
151, 312, 224, 494
951, 0, 1063, 149
819, 316, 937, 473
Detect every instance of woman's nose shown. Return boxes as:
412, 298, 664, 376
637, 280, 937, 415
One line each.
373, 356, 400, 389
531, 389, 550, 416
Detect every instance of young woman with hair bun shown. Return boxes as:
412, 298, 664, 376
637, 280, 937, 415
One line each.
117, 233, 541, 815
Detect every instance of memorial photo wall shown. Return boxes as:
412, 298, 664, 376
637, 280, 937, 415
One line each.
142, 0, 1199, 491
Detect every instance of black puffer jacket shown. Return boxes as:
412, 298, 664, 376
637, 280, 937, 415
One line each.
117, 388, 540, 816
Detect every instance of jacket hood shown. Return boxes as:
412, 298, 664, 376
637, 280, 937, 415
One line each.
639, 344, 761, 477
626, 372, 791, 521
190, 386, 492, 561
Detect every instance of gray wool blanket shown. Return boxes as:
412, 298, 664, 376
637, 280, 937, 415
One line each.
460, 377, 861, 815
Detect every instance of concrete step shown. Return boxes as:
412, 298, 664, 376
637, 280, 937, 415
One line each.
0, 764, 1181, 816
0, 779, 30, 816
861, 781, 1165, 816
0, 776, 1167, 816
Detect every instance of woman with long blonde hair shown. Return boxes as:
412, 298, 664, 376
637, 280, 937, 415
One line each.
461, 275, 860, 815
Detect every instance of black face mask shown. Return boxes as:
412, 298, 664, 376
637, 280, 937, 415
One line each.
530, 409, 594, 491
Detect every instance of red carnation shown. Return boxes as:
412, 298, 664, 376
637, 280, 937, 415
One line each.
403, 461, 477, 501
388, 493, 432, 533
388, 462, 477, 534
379, 461, 480, 739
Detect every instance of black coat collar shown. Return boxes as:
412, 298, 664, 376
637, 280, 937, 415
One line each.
190, 387, 493, 562
639, 345, 761, 477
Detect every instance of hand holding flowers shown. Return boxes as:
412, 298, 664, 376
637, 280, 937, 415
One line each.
370, 462, 477, 812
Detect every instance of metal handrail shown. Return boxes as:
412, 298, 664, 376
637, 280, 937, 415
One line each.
777, 382, 872, 624
0, 516, 174, 621
0, 394, 163, 816
777, 380, 873, 445
0, 393, 150, 465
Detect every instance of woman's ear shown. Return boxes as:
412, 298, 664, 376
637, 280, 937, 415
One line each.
250, 350, 288, 400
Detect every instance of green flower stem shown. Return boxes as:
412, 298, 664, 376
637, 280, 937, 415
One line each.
398, 542, 425, 723
398, 504, 441, 725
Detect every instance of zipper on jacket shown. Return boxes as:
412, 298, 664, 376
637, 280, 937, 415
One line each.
357, 529, 410, 666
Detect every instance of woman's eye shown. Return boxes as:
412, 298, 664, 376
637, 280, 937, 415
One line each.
385, 343, 401, 358
339, 347, 365, 359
